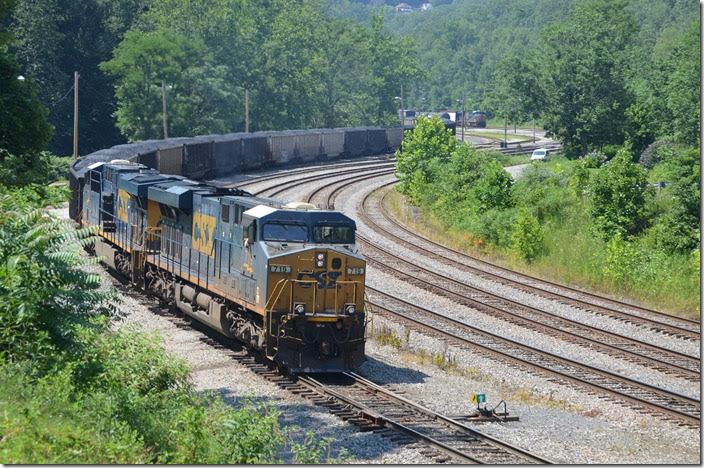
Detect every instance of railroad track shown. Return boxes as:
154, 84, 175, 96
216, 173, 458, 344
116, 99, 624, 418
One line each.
219, 154, 395, 189
365, 181, 699, 342
308, 172, 700, 382
304, 169, 701, 427
366, 287, 701, 428
110, 273, 550, 464
357, 238, 700, 382
256, 164, 396, 199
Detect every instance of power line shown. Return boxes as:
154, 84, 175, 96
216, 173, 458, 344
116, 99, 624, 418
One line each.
48, 83, 75, 111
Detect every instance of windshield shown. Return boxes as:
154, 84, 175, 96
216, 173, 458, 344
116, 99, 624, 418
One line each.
262, 222, 308, 242
533, 150, 545, 156
313, 225, 354, 243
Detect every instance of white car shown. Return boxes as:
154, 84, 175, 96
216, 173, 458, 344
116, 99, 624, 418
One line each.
531, 148, 550, 161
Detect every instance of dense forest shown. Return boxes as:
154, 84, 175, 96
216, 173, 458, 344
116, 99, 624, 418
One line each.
331, 0, 698, 154
4, 0, 422, 155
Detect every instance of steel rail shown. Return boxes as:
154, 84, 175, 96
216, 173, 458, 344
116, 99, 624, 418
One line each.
366, 287, 700, 428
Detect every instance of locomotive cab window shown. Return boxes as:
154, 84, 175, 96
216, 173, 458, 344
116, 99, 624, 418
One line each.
262, 222, 308, 242
313, 225, 354, 243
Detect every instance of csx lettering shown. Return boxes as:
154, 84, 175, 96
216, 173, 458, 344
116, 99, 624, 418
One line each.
297, 271, 340, 289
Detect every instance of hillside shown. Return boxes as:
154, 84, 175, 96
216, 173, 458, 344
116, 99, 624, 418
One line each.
328, 0, 698, 110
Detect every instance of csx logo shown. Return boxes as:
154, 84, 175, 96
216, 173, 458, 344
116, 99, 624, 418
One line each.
297, 271, 340, 289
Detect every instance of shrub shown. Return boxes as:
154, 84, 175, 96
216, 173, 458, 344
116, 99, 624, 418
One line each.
602, 235, 642, 286
568, 160, 590, 198
581, 150, 607, 169
0, 201, 113, 369
600, 144, 622, 161
588, 147, 651, 240
0, 151, 70, 187
511, 209, 543, 262
396, 115, 456, 196
0, 364, 147, 464
463, 208, 516, 249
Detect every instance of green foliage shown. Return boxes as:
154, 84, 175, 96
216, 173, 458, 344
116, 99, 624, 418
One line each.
485, 52, 545, 125
395, 115, 455, 200
588, 146, 651, 239
511, 209, 544, 262
0, 150, 70, 186
539, 0, 635, 156
568, 160, 591, 198
644, 145, 700, 254
0, 200, 343, 464
11, 0, 141, 155
442, 144, 513, 213
395, 124, 698, 314
0, 2, 53, 156
101, 28, 234, 141
0, 201, 112, 368
291, 431, 351, 464
638, 139, 672, 169
602, 234, 642, 286
0, 363, 147, 463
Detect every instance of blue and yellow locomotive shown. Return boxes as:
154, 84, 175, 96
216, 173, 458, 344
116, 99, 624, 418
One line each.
79, 159, 367, 372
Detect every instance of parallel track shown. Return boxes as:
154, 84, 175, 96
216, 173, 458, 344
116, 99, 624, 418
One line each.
367, 287, 700, 428
368, 180, 699, 341
304, 170, 700, 427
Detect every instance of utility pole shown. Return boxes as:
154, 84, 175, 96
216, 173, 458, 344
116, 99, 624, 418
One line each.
161, 80, 168, 139
461, 96, 466, 143
532, 115, 536, 143
244, 88, 249, 133
400, 83, 404, 125
504, 116, 508, 148
73, 71, 79, 159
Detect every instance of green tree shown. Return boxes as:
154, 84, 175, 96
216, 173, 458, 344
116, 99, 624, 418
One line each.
655, 20, 699, 145
101, 28, 234, 141
0, 0, 52, 157
395, 115, 455, 200
11, 0, 145, 154
443, 144, 513, 212
539, 0, 635, 156
588, 146, 651, 239
485, 52, 545, 130
367, 13, 423, 125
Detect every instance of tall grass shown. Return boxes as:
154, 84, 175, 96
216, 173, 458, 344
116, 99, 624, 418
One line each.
386, 189, 699, 319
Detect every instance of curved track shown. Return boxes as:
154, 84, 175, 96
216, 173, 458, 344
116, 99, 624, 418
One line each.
300, 168, 700, 427
374, 182, 700, 341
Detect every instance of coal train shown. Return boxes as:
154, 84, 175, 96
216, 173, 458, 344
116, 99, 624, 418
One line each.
69, 126, 417, 372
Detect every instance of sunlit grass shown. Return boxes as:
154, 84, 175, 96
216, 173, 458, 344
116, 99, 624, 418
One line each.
385, 189, 700, 319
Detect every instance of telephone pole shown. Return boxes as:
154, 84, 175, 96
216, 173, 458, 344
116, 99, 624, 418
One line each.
73, 71, 79, 159
161, 80, 169, 139
244, 88, 249, 133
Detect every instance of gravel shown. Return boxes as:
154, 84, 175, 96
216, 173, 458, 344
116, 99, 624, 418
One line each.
361, 318, 700, 464
365, 267, 700, 399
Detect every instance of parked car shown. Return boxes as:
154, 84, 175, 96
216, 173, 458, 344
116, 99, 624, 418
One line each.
531, 148, 550, 161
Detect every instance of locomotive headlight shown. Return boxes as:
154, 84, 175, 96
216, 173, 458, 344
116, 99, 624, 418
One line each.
344, 303, 356, 315
316, 253, 325, 260
294, 303, 306, 316
316, 260, 324, 268
316, 253, 325, 268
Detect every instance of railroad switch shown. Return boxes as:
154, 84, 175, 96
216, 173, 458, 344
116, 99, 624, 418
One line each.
462, 393, 519, 423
